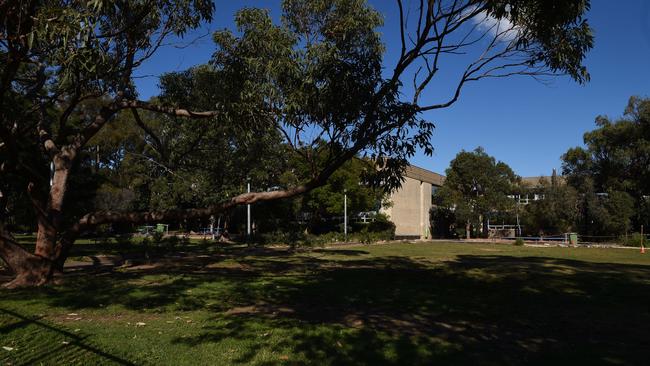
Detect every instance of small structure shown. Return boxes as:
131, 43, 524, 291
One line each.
155, 223, 169, 235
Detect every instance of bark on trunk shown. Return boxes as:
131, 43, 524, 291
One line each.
465, 221, 471, 239
34, 215, 58, 259
1, 156, 72, 288
0, 232, 59, 288
3, 256, 58, 288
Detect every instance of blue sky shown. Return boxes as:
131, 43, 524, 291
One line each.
134, 0, 650, 177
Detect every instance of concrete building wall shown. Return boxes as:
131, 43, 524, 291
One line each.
382, 175, 436, 239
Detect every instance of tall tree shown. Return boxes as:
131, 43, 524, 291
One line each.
434, 148, 519, 238
0, 0, 215, 287
522, 176, 578, 235
562, 96, 650, 232
294, 157, 384, 233
1, 0, 593, 287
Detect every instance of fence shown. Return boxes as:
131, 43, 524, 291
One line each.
502, 233, 650, 247
503, 235, 567, 243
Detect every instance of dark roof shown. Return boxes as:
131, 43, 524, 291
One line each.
405, 165, 445, 186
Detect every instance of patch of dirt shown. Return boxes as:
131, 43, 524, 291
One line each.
205, 262, 247, 270
224, 304, 295, 317
126, 263, 163, 271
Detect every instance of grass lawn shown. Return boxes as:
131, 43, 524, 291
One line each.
1, 242, 649, 365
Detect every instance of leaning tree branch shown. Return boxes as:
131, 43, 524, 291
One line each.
119, 100, 222, 118
73, 182, 314, 230
71, 134, 367, 232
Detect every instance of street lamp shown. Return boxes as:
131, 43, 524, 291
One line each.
344, 189, 348, 242
247, 178, 251, 237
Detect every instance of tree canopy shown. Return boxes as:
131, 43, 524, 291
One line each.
522, 175, 578, 236
562, 96, 650, 235
0, 0, 594, 287
433, 147, 519, 238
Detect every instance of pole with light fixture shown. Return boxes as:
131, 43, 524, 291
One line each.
344, 189, 348, 242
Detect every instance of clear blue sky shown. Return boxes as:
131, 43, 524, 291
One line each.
134, 0, 650, 177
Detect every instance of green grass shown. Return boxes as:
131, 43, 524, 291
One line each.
1, 242, 650, 365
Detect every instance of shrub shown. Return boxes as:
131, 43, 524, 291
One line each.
349, 227, 394, 245
249, 215, 396, 248
619, 233, 646, 247
349, 214, 396, 243
368, 213, 396, 234
514, 237, 525, 246
257, 230, 296, 245
357, 230, 373, 245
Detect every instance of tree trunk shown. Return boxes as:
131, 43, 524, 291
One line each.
0, 231, 59, 288
465, 221, 471, 239
0, 155, 73, 288
34, 215, 58, 259
0, 151, 324, 287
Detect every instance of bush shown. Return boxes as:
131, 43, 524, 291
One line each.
357, 230, 374, 245
367, 213, 396, 234
514, 237, 525, 246
251, 230, 347, 248
349, 228, 394, 244
314, 231, 343, 244
256, 230, 299, 245
619, 233, 646, 247
349, 214, 396, 244
247, 214, 396, 247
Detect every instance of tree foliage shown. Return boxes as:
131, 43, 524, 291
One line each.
433, 148, 519, 238
0, 0, 594, 286
522, 176, 578, 235
562, 96, 650, 233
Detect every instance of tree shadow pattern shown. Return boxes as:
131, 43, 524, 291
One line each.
2, 246, 649, 365
0, 308, 136, 365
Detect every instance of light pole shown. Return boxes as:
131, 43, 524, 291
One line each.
247, 180, 251, 237
344, 189, 348, 242
49, 162, 54, 187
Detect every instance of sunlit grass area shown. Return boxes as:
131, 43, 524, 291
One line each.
2, 242, 649, 365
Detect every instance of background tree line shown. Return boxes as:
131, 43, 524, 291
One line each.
431, 96, 650, 242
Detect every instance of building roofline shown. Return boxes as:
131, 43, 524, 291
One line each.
405, 165, 445, 186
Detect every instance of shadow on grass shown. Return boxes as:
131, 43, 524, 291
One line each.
0, 308, 136, 365
310, 248, 370, 256
2, 250, 650, 365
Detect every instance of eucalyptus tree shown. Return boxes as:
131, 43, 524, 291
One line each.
433, 148, 519, 238
93, 67, 289, 217
1, 0, 593, 287
562, 96, 650, 233
0, 0, 215, 286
